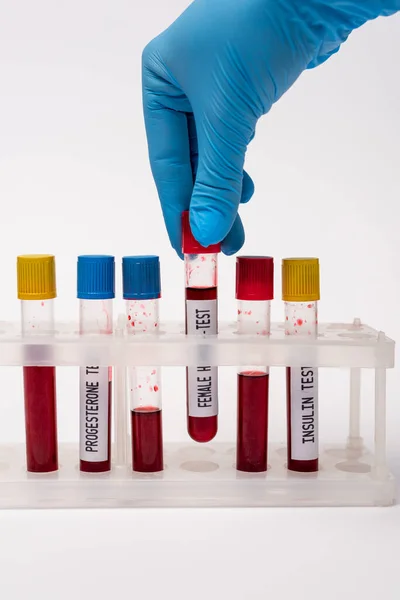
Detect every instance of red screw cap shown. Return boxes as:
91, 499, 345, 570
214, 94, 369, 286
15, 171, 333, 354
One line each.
236, 256, 274, 301
181, 211, 222, 255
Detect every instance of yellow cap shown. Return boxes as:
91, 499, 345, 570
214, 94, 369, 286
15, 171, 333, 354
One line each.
17, 255, 57, 300
282, 258, 320, 302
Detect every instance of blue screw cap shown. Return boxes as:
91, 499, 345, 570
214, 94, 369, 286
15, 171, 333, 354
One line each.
77, 255, 115, 300
122, 255, 161, 300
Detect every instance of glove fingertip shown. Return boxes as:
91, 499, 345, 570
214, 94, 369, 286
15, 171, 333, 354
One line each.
190, 208, 228, 247
221, 215, 245, 256
241, 171, 255, 204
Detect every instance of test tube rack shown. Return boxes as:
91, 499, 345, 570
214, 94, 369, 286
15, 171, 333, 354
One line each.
0, 317, 395, 508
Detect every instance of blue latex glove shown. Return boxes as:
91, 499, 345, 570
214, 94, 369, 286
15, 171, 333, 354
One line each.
142, 0, 399, 256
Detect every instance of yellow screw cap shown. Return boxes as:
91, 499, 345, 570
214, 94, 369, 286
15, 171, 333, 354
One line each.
17, 255, 57, 301
282, 258, 320, 302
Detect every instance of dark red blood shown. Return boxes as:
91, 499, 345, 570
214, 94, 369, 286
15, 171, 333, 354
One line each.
185, 286, 218, 443
286, 368, 318, 472
185, 286, 217, 302
187, 415, 218, 444
80, 380, 112, 473
131, 407, 163, 472
236, 371, 269, 472
23, 366, 58, 472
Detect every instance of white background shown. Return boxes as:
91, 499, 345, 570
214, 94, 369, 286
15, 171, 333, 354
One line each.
0, 1, 399, 598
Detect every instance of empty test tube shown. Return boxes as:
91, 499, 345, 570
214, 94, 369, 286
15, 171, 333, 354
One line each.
236, 256, 274, 472
17, 254, 58, 473
77, 255, 115, 473
123, 255, 163, 473
283, 258, 320, 472
182, 211, 221, 443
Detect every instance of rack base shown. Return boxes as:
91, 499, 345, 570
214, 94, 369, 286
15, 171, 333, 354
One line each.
0, 442, 394, 508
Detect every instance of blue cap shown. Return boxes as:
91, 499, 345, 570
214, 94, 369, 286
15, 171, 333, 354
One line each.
77, 255, 115, 300
122, 255, 161, 300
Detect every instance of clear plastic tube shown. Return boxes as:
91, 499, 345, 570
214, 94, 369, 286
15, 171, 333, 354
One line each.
79, 299, 113, 473
127, 298, 163, 472
22, 298, 58, 473
185, 252, 218, 443
236, 300, 270, 472
285, 301, 319, 472
114, 314, 128, 467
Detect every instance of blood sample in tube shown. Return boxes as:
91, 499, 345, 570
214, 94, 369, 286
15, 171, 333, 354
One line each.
236, 256, 274, 472
123, 255, 164, 473
77, 255, 115, 473
17, 254, 58, 473
282, 258, 320, 473
182, 212, 221, 443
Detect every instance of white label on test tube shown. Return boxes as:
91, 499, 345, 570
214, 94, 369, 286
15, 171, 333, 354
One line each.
286, 301, 319, 462
79, 366, 109, 462
186, 299, 218, 418
290, 367, 319, 461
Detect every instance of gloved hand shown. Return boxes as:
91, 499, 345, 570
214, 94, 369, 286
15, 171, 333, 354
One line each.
142, 0, 399, 256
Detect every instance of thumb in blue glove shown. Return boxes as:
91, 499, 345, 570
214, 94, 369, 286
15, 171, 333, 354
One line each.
142, 0, 399, 256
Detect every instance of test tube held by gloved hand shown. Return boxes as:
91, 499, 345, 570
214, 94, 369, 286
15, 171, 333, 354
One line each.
182, 211, 221, 443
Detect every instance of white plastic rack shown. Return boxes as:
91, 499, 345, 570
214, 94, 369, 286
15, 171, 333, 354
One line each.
0, 317, 395, 508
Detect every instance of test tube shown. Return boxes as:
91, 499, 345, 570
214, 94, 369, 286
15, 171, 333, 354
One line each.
182, 211, 221, 443
282, 258, 320, 473
123, 255, 163, 473
77, 255, 115, 473
17, 254, 58, 473
235, 256, 274, 472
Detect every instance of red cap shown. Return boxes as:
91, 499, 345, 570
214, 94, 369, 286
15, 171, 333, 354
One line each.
236, 256, 274, 301
181, 211, 221, 255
